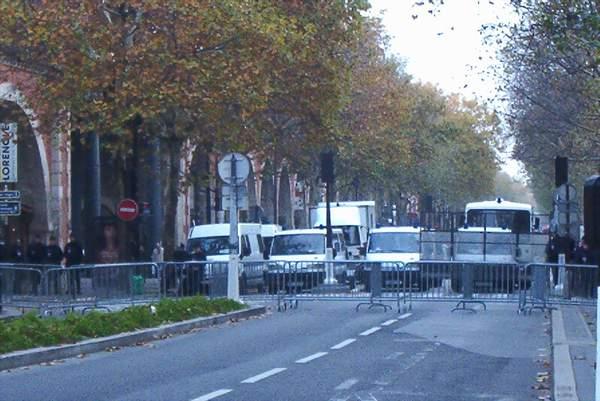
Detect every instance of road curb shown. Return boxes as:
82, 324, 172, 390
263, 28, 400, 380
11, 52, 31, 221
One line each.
552, 308, 580, 401
0, 305, 266, 371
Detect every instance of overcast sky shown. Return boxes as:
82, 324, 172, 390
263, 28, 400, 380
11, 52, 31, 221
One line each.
368, 0, 524, 179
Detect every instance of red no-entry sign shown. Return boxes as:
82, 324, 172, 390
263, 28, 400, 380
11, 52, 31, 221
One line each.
117, 199, 139, 222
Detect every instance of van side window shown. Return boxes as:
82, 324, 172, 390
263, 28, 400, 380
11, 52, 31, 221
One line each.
257, 234, 265, 254
241, 235, 251, 256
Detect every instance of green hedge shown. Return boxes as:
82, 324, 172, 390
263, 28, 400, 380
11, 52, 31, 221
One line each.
0, 297, 244, 354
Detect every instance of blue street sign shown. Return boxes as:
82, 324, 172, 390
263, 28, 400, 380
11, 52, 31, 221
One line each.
0, 201, 20, 216
0, 191, 20, 200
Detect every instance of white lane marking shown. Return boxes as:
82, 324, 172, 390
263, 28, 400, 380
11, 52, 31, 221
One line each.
384, 351, 405, 360
335, 378, 359, 391
241, 368, 287, 384
190, 389, 233, 401
381, 319, 398, 327
331, 338, 356, 350
398, 313, 412, 319
359, 327, 381, 336
295, 352, 328, 364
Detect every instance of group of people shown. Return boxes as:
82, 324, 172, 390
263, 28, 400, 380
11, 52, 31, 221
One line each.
1, 233, 84, 267
546, 235, 597, 265
0, 233, 85, 296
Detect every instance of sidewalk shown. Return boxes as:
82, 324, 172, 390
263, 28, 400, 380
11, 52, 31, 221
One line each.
552, 305, 597, 401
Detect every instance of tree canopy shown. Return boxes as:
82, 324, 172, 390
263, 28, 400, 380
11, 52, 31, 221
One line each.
0, 0, 501, 213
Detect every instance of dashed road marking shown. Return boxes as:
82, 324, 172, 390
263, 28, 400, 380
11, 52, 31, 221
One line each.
384, 351, 405, 360
359, 327, 381, 336
296, 352, 328, 364
241, 368, 287, 384
398, 313, 412, 319
335, 378, 359, 390
331, 338, 356, 350
190, 389, 233, 401
381, 319, 398, 327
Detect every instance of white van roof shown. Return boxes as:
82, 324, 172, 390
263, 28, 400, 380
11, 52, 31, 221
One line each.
273, 228, 326, 237
465, 199, 532, 213
260, 224, 282, 237
189, 223, 261, 238
316, 201, 375, 208
370, 226, 420, 234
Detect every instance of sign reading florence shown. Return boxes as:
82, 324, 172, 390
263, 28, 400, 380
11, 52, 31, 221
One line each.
0, 123, 17, 183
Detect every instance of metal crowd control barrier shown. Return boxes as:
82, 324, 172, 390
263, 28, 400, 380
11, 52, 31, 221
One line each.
255, 260, 406, 312
0, 265, 50, 312
43, 263, 162, 314
403, 261, 526, 312
519, 262, 599, 314
161, 261, 228, 299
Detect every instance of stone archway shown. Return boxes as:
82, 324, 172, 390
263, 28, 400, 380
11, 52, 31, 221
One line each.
0, 97, 49, 245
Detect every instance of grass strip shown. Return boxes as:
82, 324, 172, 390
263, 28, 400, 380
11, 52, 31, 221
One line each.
0, 297, 244, 354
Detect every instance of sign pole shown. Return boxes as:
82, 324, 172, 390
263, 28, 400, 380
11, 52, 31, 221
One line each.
228, 154, 240, 301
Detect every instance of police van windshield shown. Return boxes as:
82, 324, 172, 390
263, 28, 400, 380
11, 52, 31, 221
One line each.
466, 210, 531, 232
187, 236, 231, 255
368, 233, 419, 253
270, 234, 325, 256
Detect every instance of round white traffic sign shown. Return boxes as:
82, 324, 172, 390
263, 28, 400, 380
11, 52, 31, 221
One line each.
218, 153, 251, 185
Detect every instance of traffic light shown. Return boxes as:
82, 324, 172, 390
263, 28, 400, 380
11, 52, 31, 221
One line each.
320, 151, 335, 183
555, 156, 568, 187
422, 195, 433, 213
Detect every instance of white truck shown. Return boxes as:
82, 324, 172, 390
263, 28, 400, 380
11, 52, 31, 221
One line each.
309, 201, 376, 259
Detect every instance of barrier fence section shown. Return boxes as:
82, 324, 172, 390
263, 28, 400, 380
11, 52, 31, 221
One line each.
161, 262, 228, 299
520, 262, 599, 313
402, 261, 526, 312
2, 259, 598, 316
246, 260, 406, 312
0, 264, 50, 312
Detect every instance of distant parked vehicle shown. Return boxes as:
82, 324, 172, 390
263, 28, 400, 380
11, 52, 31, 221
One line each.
362, 226, 422, 291
186, 223, 266, 291
309, 201, 376, 260
265, 228, 348, 293
260, 224, 281, 259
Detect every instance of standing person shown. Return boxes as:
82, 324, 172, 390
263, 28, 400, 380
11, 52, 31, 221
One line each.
151, 242, 164, 263
9, 239, 25, 294
45, 236, 63, 294
189, 245, 206, 296
27, 235, 45, 295
64, 233, 83, 296
27, 235, 45, 264
170, 244, 188, 296
574, 237, 593, 265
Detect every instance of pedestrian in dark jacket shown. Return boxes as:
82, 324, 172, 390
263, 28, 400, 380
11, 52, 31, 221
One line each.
10, 239, 25, 263
64, 234, 83, 266
45, 236, 63, 265
574, 237, 593, 265
10, 239, 26, 293
64, 233, 84, 296
27, 235, 45, 264
45, 236, 63, 294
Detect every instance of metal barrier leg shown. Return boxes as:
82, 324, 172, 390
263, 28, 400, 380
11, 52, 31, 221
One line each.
451, 264, 486, 313
356, 265, 391, 312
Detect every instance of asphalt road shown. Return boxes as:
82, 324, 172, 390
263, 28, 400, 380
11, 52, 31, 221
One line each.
0, 301, 550, 401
